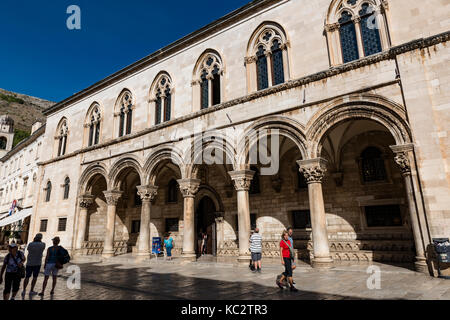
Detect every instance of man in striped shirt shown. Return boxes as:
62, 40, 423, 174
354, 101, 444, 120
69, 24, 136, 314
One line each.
249, 228, 263, 273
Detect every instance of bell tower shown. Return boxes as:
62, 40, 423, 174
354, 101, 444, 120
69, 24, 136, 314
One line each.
0, 115, 14, 158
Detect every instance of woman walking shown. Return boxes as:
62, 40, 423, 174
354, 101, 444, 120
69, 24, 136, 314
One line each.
0, 243, 26, 300
276, 230, 298, 292
164, 233, 174, 261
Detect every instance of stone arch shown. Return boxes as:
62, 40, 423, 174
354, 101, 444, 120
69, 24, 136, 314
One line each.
184, 131, 237, 180
109, 156, 144, 189
144, 145, 184, 185
306, 94, 412, 158
78, 163, 110, 194
236, 115, 307, 167
326, 0, 382, 24
192, 49, 225, 79
195, 185, 224, 214
246, 21, 290, 57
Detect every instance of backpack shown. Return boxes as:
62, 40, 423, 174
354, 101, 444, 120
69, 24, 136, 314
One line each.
57, 247, 71, 265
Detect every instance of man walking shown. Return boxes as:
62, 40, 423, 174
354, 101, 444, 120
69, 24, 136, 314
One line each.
39, 237, 62, 296
22, 233, 46, 297
249, 227, 263, 273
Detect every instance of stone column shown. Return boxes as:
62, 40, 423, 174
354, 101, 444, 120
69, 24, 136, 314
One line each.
353, 17, 365, 59
228, 170, 255, 263
178, 179, 201, 261
102, 190, 123, 258
390, 144, 428, 273
136, 185, 158, 259
298, 158, 333, 269
265, 52, 273, 87
75, 194, 94, 252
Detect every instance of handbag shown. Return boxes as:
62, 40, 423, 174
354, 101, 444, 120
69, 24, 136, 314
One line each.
10, 252, 26, 279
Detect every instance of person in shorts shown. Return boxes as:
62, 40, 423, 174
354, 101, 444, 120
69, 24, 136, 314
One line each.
249, 228, 263, 273
0, 243, 26, 300
22, 233, 46, 297
39, 237, 61, 296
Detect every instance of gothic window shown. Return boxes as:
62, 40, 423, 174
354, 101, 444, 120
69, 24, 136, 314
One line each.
167, 179, 178, 203
200, 70, 209, 109
326, 0, 388, 65
248, 23, 288, 92
117, 91, 133, 137
256, 46, 269, 90
45, 181, 52, 202
271, 40, 285, 85
151, 73, 173, 125
339, 11, 359, 63
249, 166, 260, 195
195, 51, 223, 109
87, 105, 101, 147
0, 137, 6, 150
56, 119, 68, 157
63, 177, 70, 200
359, 3, 382, 56
361, 147, 387, 182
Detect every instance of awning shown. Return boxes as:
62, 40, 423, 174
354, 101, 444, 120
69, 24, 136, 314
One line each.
0, 212, 9, 220
0, 208, 33, 227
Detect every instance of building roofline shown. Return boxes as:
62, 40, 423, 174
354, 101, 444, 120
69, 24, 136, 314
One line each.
43, 0, 281, 117
0, 124, 46, 162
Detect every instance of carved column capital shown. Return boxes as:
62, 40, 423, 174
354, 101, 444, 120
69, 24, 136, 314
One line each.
297, 158, 328, 184
177, 179, 201, 198
137, 185, 158, 202
228, 170, 255, 192
390, 144, 414, 176
244, 56, 257, 64
325, 22, 340, 32
103, 190, 123, 206
79, 194, 94, 209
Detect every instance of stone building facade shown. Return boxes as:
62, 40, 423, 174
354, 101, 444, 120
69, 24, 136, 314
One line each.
0, 119, 45, 244
27, 0, 450, 275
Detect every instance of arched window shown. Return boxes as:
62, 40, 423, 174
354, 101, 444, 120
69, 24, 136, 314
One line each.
167, 179, 178, 203
86, 104, 101, 147
246, 22, 289, 92
55, 119, 68, 157
193, 51, 224, 110
359, 3, 382, 56
361, 147, 387, 182
249, 166, 261, 195
45, 181, 52, 202
325, 0, 388, 65
0, 137, 7, 150
116, 90, 133, 137
339, 11, 359, 63
63, 177, 70, 200
150, 73, 173, 125
256, 46, 269, 90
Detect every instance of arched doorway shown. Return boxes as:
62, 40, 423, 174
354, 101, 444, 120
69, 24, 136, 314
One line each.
196, 196, 217, 256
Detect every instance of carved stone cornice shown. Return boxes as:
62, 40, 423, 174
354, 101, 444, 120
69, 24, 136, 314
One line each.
79, 194, 95, 209
103, 190, 123, 206
297, 158, 328, 184
137, 185, 158, 202
228, 170, 255, 192
177, 179, 201, 198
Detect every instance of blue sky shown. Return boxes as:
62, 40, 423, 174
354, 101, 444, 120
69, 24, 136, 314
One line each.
0, 0, 250, 102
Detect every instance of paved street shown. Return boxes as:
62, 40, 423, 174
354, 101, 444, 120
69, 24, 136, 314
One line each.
2, 254, 449, 300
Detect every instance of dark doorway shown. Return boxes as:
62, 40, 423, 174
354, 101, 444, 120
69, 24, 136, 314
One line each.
196, 196, 216, 256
